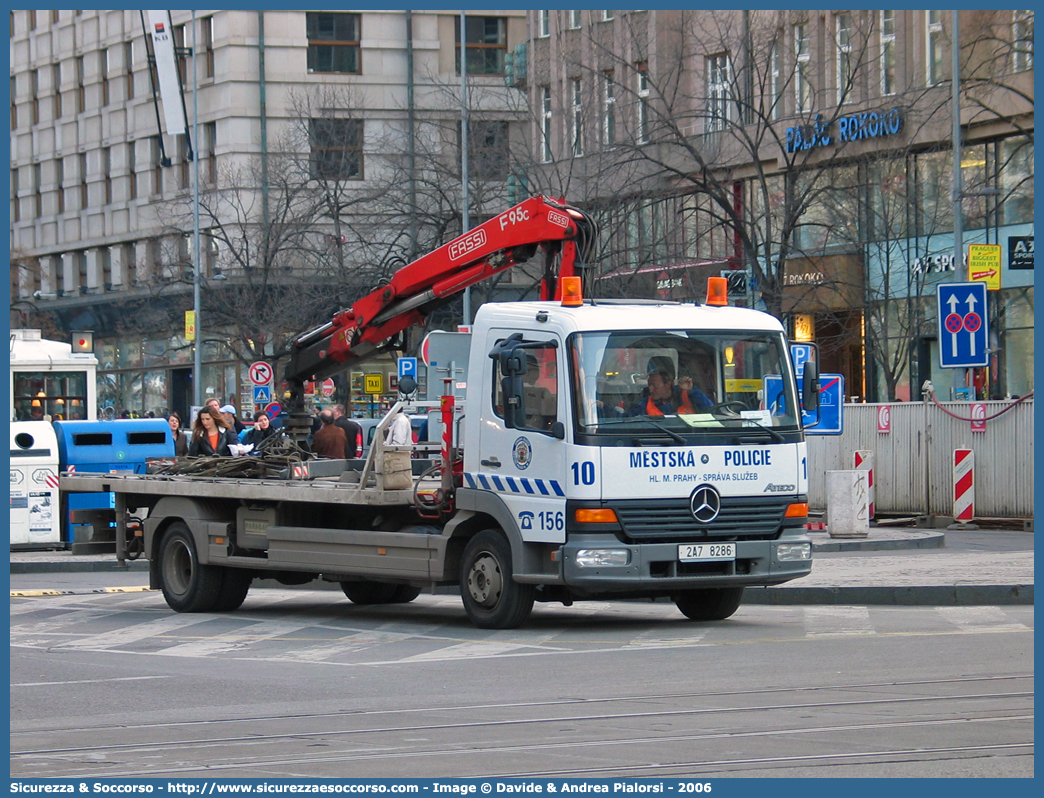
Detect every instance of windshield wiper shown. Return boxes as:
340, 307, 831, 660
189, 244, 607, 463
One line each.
731, 418, 785, 443
590, 416, 687, 444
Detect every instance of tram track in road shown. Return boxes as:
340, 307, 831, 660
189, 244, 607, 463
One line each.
11, 676, 1033, 779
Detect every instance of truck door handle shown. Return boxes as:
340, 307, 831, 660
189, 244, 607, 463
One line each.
481, 458, 501, 468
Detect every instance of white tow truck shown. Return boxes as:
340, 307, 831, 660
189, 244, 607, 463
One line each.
60, 196, 825, 628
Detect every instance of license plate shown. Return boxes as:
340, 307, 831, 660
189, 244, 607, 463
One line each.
678, 542, 736, 561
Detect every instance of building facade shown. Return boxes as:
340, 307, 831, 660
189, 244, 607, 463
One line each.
521, 9, 1033, 401
10, 9, 528, 421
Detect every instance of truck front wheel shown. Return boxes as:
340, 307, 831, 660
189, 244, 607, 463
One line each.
460, 530, 534, 629
674, 587, 744, 621
158, 522, 224, 613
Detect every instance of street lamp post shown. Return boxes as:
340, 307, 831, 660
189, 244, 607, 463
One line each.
460, 10, 471, 327
192, 11, 202, 408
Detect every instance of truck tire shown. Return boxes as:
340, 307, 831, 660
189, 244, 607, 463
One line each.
213, 569, 252, 612
391, 585, 423, 603
674, 587, 744, 621
341, 580, 399, 605
460, 530, 534, 629
158, 522, 224, 613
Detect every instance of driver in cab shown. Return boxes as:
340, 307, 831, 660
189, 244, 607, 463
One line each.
627, 363, 713, 416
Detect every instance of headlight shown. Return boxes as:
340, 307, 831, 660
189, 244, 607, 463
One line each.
574, 548, 631, 567
776, 542, 812, 561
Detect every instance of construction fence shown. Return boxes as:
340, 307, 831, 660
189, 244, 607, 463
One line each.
805, 398, 1034, 519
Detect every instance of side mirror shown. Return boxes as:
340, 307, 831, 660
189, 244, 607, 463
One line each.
802, 361, 820, 413
550, 421, 566, 440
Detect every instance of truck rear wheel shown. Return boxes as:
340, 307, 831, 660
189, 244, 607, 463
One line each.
158, 522, 223, 613
391, 585, 423, 603
674, 587, 744, 621
341, 581, 399, 604
213, 569, 252, 612
460, 530, 534, 629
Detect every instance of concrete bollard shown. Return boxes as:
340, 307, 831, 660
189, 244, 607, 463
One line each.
826, 470, 870, 538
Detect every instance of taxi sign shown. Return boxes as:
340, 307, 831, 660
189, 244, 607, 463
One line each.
363, 373, 384, 395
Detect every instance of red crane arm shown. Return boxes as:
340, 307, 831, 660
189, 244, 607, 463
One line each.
284, 196, 594, 406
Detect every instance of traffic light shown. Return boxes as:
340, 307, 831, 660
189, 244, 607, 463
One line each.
71, 330, 94, 354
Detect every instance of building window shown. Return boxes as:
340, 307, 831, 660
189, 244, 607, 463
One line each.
881, 10, 896, 95
571, 78, 583, 156
51, 10, 58, 24
706, 54, 731, 131
11, 167, 20, 223
770, 42, 782, 119
125, 41, 134, 99
459, 120, 509, 180
603, 71, 616, 146
56, 254, 66, 296
10, 76, 16, 130
569, 11, 582, 30
926, 10, 944, 87
77, 251, 88, 293
201, 16, 214, 78
100, 247, 112, 288
31, 69, 40, 125
177, 135, 190, 190
28, 9, 35, 30
306, 12, 360, 74
101, 48, 110, 106
836, 13, 853, 104
795, 24, 812, 112
56, 157, 65, 213
1013, 10, 1033, 73
172, 24, 188, 85
636, 64, 649, 143
128, 141, 137, 200
34, 163, 42, 217
309, 118, 363, 180
152, 136, 163, 195
102, 146, 111, 204
204, 121, 217, 184
76, 56, 85, 113
79, 152, 88, 209
53, 63, 62, 119
538, 11, 550, 38
456, 16, 507, 76
540, 86, 552, 163
124, 243, 137, 286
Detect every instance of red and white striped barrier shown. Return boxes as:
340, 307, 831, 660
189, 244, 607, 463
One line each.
953, 449, 974, 523
853, 450, 875, 521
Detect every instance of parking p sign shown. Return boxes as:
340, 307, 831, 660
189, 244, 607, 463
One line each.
398, 357, 418, 380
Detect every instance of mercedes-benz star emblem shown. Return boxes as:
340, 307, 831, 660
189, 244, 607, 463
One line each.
690, 485, 721, 524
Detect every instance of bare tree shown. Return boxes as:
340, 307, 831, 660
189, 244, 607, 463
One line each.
529, 10, 952, 321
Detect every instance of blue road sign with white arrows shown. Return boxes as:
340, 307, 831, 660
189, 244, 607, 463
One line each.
937, 282, 989, 368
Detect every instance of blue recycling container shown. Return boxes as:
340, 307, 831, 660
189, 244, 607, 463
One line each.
53, 419, 174, 542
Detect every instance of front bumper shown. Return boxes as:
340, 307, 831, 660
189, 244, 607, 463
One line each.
558, 531, 812, 593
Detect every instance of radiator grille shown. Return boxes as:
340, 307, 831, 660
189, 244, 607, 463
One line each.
609, 496, 792, 542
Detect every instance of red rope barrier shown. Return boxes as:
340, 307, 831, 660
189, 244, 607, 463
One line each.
927, 390, 1034, 422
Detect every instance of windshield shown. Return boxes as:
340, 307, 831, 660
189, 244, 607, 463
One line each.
568, 329, 801, 438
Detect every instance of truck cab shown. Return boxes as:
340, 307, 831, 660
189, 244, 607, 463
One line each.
455, 297, 813, 625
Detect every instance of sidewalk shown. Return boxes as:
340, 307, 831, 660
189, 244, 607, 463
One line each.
9, 527, 1034, 606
